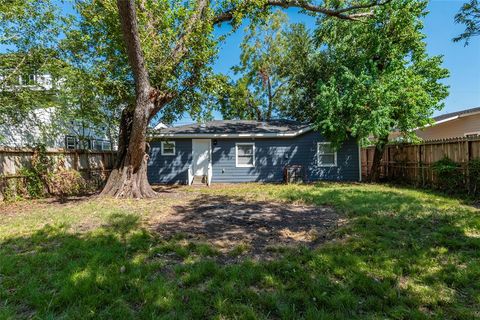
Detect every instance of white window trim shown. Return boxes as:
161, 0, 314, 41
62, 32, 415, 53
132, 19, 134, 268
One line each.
317, 142, 337, 167
464, 131, 480, 137
66, 136, 77, 150
161, 141, 176, 156
236, 142, 255, 167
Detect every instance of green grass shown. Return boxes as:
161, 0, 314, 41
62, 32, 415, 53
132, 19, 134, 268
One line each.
0, 183, 479, 319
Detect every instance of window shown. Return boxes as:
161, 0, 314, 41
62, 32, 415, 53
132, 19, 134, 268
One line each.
161, 141, 175, 155
317, 142, 337, 167
65, 136, 77, 149
236, 143, 255, 167
101, 141, 112, 151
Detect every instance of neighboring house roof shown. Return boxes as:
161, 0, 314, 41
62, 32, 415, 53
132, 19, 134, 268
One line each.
432, 107, 480, 124
153, 122, 168, 130
153, 119, 312, 138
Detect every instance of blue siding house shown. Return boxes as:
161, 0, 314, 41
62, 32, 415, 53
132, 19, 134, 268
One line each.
147, 120, 361, 185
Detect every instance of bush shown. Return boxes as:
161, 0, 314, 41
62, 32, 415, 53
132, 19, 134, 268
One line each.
431, 157, 464, 194
18, 167, 46, 198
48, 169, 89, 200
468, 159, 480, 195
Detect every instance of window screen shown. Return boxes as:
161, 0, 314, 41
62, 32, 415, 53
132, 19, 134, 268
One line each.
317, 142, 337, 166
236, 143, 255, 167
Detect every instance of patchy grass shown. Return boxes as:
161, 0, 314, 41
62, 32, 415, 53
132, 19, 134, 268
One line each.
0, 183, 479, 319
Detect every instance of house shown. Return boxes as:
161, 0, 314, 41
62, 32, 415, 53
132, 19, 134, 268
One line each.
0, 55, 114, 151
416, 107, 480, 140
0, 107, 114, 150
147, 120, 361, 185
390, 107, 480, 141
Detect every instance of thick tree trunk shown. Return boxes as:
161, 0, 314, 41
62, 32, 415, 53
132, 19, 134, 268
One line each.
100, 106, 157, 198
368, 135, 389, 182
100, 0, 158, 198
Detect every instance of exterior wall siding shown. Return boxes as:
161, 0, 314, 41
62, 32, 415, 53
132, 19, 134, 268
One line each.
415, 114, 480, 140
147, 139, 192, 184
211, 131, 359, 183
147, 131, 359, 184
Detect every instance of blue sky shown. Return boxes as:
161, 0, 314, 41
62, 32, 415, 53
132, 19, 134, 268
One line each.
189, 0, 479, 125
177, 0, 477, 126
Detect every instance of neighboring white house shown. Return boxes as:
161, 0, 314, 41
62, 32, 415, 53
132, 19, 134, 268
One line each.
0, 68, 114, 150
0, 107, 114, 150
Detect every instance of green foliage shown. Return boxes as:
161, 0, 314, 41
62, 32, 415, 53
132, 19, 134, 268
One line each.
15, 144, 53, 198
454, 0, 480, 45
279, 1, 449, 148
468, 159, 480, 194
1, 177, 25, 202
217, 11, 291, 120
17, 167, 45, 198
431, 157, 463, 193
0, 0, 68, 130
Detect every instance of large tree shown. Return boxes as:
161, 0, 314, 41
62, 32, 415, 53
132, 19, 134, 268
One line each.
279, 0, 449, 181
217, 11, 291, 121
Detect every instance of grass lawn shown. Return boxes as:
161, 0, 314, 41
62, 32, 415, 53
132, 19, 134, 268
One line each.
0, 183, 479, 319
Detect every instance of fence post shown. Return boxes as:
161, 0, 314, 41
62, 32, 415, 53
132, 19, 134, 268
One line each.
466, 138, 471, 193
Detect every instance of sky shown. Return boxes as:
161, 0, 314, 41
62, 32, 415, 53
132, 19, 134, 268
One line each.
2, 0, 479, 125
174, 0, 479, 125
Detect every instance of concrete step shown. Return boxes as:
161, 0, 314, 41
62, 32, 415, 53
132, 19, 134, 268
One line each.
192, 175, 207, 185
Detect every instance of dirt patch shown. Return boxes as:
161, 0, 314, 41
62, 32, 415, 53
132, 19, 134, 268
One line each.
152, 194, 341, 262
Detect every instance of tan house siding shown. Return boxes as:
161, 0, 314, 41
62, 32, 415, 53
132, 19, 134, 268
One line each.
415, 113, 480, 140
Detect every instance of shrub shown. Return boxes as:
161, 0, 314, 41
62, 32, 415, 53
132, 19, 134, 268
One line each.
431, 157, 464, 194
468, 159, 480, 195
18, 167, 46, 198
48, 169, 89, 200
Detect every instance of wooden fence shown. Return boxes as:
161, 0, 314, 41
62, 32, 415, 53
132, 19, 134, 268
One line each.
361, 136, 480, 186
0, 148, 116, 199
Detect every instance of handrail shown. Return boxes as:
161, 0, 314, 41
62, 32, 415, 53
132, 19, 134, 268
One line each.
207, 163, 212, 186
188, 165, 194, 185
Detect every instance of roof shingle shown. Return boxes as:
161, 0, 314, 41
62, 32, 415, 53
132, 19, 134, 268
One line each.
156, 119, 310, 135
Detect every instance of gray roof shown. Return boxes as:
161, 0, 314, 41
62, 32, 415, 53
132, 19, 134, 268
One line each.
433, 107, 480, 122
156, 119, 311, 136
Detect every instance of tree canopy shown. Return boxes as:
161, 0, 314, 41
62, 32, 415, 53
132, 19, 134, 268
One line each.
454, 0, 480, 45
280, 0, 449, 148
217, 11, 291, 121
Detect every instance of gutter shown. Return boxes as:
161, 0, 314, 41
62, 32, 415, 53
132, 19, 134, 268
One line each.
150, 126, 313, 139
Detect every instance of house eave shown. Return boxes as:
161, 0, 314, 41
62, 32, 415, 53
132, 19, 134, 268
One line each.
151, 126, 313, 139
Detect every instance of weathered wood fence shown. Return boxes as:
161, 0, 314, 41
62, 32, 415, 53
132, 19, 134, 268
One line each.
361, 136, 480, 186
0, 148, 116, 199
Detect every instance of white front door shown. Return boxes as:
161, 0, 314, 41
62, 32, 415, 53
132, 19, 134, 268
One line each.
192, 139, 211, 176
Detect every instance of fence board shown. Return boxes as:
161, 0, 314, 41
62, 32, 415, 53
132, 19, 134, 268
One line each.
361, 137, 480, 190
0, 148, 116, 199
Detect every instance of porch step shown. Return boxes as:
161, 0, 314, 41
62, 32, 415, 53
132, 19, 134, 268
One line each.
192, 175, 207, 186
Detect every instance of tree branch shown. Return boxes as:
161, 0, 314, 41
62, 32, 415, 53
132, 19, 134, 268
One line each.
117, 0, 151, 94
168, 0, 209, 66
213, 0, 392, 24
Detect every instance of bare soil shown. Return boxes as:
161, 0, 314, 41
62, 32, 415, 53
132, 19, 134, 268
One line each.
151, 190, 341, 261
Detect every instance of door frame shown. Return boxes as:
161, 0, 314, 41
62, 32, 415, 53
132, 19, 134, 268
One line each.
192, 139, 212, 176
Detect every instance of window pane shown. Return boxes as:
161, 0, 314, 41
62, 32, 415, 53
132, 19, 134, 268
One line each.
238, 155, 253, 166
318, 143, 333, 154
238, 145, 253, 156
318, 154, 335, 165
163, 142, 175, 154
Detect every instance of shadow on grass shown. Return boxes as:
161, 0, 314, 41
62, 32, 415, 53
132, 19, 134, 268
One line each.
0, 188, 479, 319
